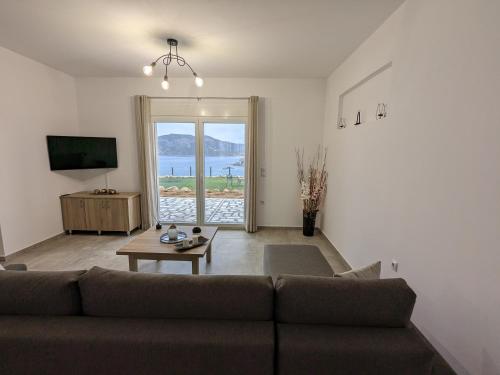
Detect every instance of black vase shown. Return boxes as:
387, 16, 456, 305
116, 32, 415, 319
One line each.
303, 210, 318, 237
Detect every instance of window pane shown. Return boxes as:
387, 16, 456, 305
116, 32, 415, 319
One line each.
156, 122, 197, 224
204, 123, 245, 224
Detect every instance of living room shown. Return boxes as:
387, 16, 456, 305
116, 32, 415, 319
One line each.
0, 1, 499, 374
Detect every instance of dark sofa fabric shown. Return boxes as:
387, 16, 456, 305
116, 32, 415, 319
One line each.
410, 323, 457, 375
0, 315, 274, 375
79, 266, 274, 320
277, 324, 435, 375
263, 244, 334, 282
0, 270, 85, 316
0, 268, 448, 375
275, 275, 416, 327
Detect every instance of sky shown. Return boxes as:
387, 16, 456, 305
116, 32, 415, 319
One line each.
156, 122, 245, 144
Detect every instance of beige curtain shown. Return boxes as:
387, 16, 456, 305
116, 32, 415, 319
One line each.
135, 95, 159, 229
245, 96, 259, 232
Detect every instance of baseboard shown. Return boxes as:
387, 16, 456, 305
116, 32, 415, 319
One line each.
258, 225, 304, 230
3, 232, 66, 262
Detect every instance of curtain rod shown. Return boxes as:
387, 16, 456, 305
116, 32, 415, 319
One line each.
149, 96, 250, 100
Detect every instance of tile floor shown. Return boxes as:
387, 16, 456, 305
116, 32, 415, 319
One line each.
6, 228, 350, 276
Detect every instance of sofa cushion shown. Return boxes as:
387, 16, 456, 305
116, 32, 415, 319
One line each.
0, 315, 274, 375
275, 275, 416, 327
263, 244, 333, 282
0, 270, 85, 316
334, 261, 381, 279
276, 324, 434, 375
78, 266, 274, 321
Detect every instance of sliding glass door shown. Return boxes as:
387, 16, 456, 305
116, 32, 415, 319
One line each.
155, 119, 246, 226
156, 122, 198, 223
204, 122, 246, 224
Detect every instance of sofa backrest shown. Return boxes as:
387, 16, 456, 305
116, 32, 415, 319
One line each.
0, 270, 85, 316
78, 267, 274, 321
275, 275, 416, 327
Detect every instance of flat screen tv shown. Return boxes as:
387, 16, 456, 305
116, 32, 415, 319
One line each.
47, 136, 118, 170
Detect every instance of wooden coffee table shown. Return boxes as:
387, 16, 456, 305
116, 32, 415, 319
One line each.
116, 226, 218, 274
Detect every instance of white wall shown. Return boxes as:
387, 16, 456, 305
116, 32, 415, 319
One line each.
0, 46, 83, 256
321, 1, 500, 374
75, 78, 325, 227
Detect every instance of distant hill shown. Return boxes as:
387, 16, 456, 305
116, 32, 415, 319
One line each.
158, 134, 244, 156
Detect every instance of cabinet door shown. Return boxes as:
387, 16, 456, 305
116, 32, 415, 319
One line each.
62, 198, 87, 230
84, 199, 100, 230
100, 199, 128, 231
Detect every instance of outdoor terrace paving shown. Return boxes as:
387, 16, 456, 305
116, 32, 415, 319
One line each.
159, 197, 244, 224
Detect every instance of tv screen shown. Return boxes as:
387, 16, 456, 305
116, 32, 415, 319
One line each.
47, 136, 118, 170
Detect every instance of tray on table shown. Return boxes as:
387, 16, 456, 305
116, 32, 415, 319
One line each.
174, 236, 209, 252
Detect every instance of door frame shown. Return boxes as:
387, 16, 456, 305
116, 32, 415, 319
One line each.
152, 116, 247, 228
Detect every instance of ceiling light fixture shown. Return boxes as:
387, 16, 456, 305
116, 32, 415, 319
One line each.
142, 38, 203, 90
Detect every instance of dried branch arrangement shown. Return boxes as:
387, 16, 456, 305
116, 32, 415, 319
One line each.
296, 147, 328, 214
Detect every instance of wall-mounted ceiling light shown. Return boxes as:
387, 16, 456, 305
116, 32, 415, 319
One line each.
142, 38, 202, 90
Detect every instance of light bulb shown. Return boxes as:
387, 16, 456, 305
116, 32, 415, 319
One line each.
194, 76, 204, 87
143, 64, 153, 76
161, 79, 169, 90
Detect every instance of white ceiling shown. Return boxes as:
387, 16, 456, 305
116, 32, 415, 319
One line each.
0, 0, 403, 78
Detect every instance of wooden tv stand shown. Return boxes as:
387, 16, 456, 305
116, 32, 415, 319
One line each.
60, 192, 141, 235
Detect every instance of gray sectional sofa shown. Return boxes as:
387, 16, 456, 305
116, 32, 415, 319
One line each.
0, 266, 437, 374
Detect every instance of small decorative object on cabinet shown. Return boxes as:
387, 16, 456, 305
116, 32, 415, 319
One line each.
296, 147, 328, 237
92, 188, 119, 195
60, 192, 141, 236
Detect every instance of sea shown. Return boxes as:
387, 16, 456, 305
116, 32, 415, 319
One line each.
158, 155, 244, 177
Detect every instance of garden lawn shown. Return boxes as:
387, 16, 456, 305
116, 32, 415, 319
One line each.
159, 176, 245, 191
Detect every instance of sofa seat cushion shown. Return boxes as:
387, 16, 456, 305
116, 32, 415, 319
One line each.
277, 324, 435, 375
0, 316, 274, 375
264, 245, 333, 282
79, 267, 274, 321
0, 270, 85, 316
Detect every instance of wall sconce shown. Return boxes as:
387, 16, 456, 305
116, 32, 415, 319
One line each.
337, 118, 347, 129
354, 111, 362, 126
376, 103, 387, 120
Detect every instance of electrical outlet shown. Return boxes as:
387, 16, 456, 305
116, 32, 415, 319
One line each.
391, 260, 399, 272
260, 168, 266, 178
